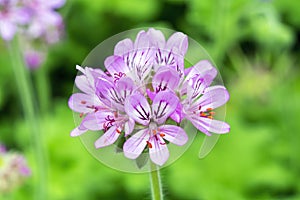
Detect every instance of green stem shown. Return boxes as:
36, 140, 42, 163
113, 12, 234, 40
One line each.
35, 66, 51, 116
150, 162, 163, 200
8, 38, 47, 200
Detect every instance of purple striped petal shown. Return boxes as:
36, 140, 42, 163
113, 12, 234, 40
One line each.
104, 55, 129, 77
68, 93, 98, 113
123, 129, 150, 159
189, 115, 230, 135
125, 93, 151, 126
152, 66, 180, 92
149, 135, 169, 166
186, 76, 207, 101
95, 77, 124, 111
152, 91, 179, 124
169, 102, 185, 123
116, 77, 136, 101
166, 32, 188, 56
158, 125, 188, 146
82, 112, 113, 131
193, 86, 230, 110
184, 60, 217, 86
94, 126, 120, 148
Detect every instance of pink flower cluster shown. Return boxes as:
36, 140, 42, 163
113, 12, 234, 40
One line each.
0, 0, 65, 69
69, 28, 230, 166
0, 144, 31, 193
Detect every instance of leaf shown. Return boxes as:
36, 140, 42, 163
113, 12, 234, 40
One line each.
115, 134, 126, 153
135, 153, 149, 169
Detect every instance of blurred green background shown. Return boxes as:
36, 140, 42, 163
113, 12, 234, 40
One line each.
1, 0, 300, 199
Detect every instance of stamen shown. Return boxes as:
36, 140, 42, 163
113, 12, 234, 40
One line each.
116, 128, 122, 134
81, 101, 87, 104
146, 141, 152, 148
113, 72, 126, 82
199, 108, 215, 119
152, 130, 157, 135
103, 115, 115, 131
79, 113, 84, 118
200, 112, 207, 117
159, 133, 165, 137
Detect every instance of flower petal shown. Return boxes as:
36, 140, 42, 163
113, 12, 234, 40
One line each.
183, 60, 217, 94
70, 126, 87, 137
75, 75, 94, 94
81, 112, 113, 131
134, 30, 150, 49
124, 118, 135, 136
186, 76, 207, 101
104, 55, 129, 76
125, 93, 151, 126
94, 126, 120, 148
95, 77, 124, 111
166, 32, 188, 56
116, 77, 136, 101
123, 129, 150, 159
189, 115, 230, 134
169, 102, 185, 123
149, 136, 169, 166
193, 85, 230, 110
158, 125, 188, 146
114, 38, 134, 56
0, 20, 16, 41
152, 91, 179, 124
68, 93, 98, 113
152, 66, 180, 92
147, 28, 165, 49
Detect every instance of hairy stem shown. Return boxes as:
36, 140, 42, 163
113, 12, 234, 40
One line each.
150, 162, 163, 200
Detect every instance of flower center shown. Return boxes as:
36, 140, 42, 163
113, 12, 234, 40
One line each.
199, 107, 215, 119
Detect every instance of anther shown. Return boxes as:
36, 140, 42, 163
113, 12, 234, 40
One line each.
159, 133, 165, 137
116, 128, 122, 134
81, 101, 87, 104
200, 112, 207, 117
146, 141, 153, 148
79, 113, 84, 118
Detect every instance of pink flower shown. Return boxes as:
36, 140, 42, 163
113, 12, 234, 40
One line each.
123, 91, 188, 166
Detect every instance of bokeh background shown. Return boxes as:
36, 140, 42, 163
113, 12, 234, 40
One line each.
1, 0, 300, 199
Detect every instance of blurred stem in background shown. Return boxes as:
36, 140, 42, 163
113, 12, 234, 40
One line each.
34, 65, 51, 116
150, 163, 163, 200
8, 37, 47, 200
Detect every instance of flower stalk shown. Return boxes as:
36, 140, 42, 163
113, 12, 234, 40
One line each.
150, 162, 163, 200
8, 38, 47, 200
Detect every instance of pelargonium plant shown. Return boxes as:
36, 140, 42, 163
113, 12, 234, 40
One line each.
0, 144, 31, 193
0, 0, 65, 69
69, 28, 230, 199
1, 1, 65, 199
